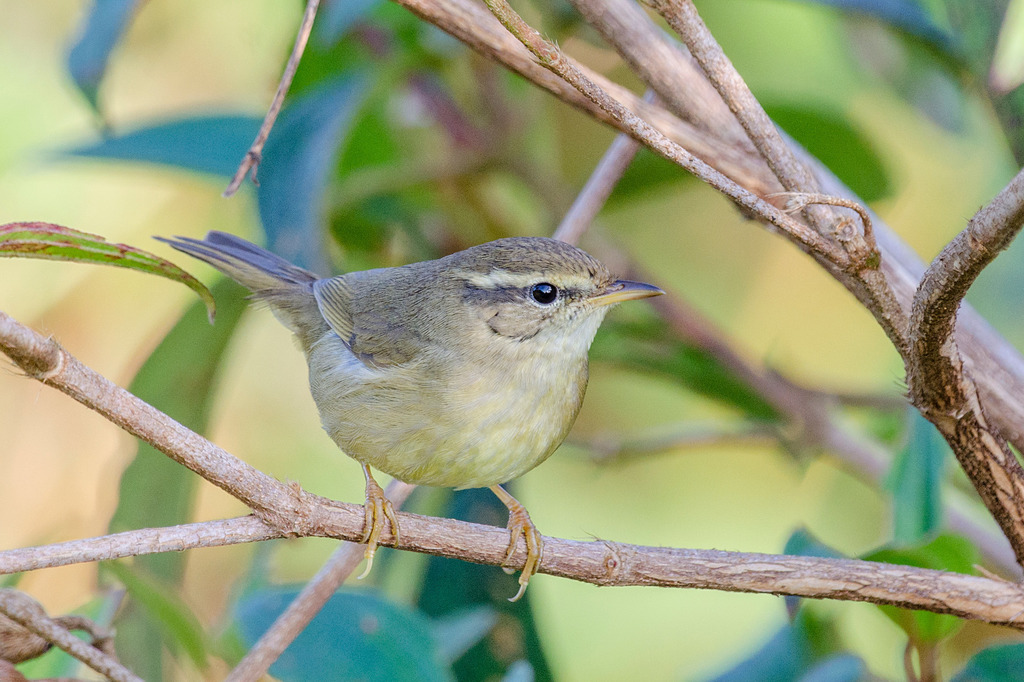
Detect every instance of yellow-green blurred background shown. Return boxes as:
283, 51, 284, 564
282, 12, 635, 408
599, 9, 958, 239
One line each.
3, 1, 1023, 679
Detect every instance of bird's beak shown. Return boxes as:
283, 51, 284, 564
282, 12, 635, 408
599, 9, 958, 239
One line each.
589, 279, 665, 307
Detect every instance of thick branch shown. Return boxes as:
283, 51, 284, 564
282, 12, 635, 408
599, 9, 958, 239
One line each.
2, 511, 1023, 630
910, 167, 1024, 406
905, 167, 1024, 568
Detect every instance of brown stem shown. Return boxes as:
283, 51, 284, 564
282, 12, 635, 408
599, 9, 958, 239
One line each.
0, 589, 138, 682
906, 167, 1024, 569
482, 0, 846, 266
223, 0, 321, 197
225, 481, 417, 682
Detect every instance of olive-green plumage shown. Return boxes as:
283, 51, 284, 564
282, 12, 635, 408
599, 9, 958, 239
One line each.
160, 231, 663, 596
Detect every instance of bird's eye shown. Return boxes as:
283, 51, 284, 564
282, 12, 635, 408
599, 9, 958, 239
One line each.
530, 282, 558, 305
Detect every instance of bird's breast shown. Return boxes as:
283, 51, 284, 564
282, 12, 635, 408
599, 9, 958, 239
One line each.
307, 329, 590, 489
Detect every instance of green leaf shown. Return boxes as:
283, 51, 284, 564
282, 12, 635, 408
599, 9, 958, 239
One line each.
885, 410, 948, 543
864, 534, 977, 643
417, 489, 554, 682
234, 587, 453, 682
793, 0, 957, 53
952, 643, 1024, 681
765, 104, 891, 201
314, 0, 383, 47
257, 74, 371, 270
65, 0, 142, 114
102, 561, 208, 669
432, 607, 497, 665
708, 609, 844, 682
784, 528, 845, 560
0, 222, 215, 321
106, 278, 247, 679
62, 115, 262, 178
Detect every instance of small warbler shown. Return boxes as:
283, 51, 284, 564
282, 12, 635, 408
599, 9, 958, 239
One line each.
161, 232, 663, 600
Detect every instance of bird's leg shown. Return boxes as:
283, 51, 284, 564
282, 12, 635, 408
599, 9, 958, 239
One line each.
489, 485, 543, 602
357, 464, 400, 579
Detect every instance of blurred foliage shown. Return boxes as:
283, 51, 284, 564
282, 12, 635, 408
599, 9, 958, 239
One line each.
4, 0, 1024, 679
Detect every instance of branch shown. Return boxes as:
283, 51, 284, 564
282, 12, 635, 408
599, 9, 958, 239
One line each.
3, 513, 1024, 630
3, 309, 1024, 630
481, 0, 847, 267
905, 167, 1024, 568
393, 0, 777, 196
647, 0, 818, 195
223, 0, 321, 197
0, 589, 138, 682
225, 481, 417, 682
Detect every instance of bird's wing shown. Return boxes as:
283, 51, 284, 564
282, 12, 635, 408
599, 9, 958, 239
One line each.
312, 275, 422, 367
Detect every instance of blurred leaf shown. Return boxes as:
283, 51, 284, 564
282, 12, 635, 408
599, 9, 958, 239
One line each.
793, 0, 957, 53
990, 0, 1024, 93
784, 528, 846, 559
257, 74, 371, 270
864, 534, 977, 642
14, 592, 121, 680
102, 561, 208, 669
432, 607, 497, 665
952, 642, 1024, 681
106, 279, 247, 679
63, 115, 262, 178
798, 654, 867, 682
592, 314, 778, 421
765, 104, 891, 201
706, 609, 839, 682
885, 410, 948, 543
65, 0, 141, 114
417, 488, 553, 682
315, 0, 383, 47
0, 222, 215, 320
234, 587, 452, 682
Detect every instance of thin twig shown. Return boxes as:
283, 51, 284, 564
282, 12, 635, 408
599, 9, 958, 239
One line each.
483, 0, 847, 266
223, 0, 321, 197
769, 192, 875, 246
647, 0, 818, 196
0, 589, 139, 682
225, 481, 417, 682
564, 0, 749, 148
553, 91, 655, 245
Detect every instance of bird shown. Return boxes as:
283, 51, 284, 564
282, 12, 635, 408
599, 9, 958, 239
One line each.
159, 231, 664, 600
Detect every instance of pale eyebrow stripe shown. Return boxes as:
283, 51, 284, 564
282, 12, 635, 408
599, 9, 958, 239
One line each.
459, 271, 592, 290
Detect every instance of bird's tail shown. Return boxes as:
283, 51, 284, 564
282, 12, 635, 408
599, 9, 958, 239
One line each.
158, 231, 327, 343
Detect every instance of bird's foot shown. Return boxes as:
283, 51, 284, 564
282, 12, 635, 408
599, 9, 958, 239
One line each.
358, 465, 400, 579
490, 485, 543, 602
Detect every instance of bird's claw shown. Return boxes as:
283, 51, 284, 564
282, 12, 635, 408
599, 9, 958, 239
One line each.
358, 468, 400, 580
492, 487, 543, 602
